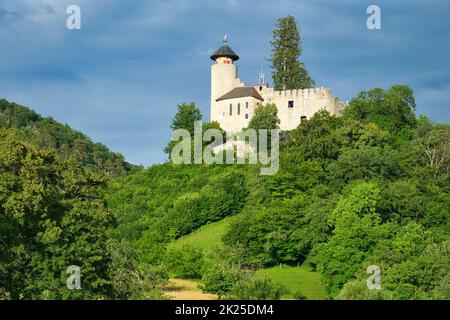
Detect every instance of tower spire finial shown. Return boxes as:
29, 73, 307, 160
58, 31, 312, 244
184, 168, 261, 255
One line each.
223, 34, 228, 44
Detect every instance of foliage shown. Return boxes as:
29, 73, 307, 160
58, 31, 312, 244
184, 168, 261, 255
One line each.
309, 182, 389, 296
414, 116, 450, 178
164, 102, 203, 156
254, 265, 326, 300
0, 129, 115, 299
336, 280, 392, 300
107, 239, 168, 300
7, 81, 446, 300
269, 15, 315, 90
0, 99, 136, 178
230, 277, 285, 300
383, 240, 450, 299
106, 164, 249, 266
200, 264, 243, 297
247, 103, 280, 131
342, 85, 417, 133
163, 245, 204, 279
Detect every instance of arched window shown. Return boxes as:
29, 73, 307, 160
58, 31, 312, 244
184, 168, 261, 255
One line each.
245, 102, 249, 109
237, 103, 241, 115
229, 104, 232, 116
245, 113, 248, 119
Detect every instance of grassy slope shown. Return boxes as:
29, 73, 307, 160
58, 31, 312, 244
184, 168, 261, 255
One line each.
254, 265, 327, 300
166, 216, 327, 300
167, 215, 235, 251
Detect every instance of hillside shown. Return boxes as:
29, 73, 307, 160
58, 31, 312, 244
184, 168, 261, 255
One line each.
166, 216, 235, 252
1, 84, 449, 300
167, 218, 327, 299
0, 98, 137, 178
106, 85, 450, 300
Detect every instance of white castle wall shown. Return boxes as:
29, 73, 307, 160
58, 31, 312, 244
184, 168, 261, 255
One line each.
210, 56, 346, 132
213, 97, 261, 132
255, 85, 346, 131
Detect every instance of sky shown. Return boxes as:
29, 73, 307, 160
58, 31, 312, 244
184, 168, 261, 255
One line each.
0, 0, 449, 166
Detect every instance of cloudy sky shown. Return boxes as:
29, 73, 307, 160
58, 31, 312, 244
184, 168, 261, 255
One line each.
0, 0, 449, 166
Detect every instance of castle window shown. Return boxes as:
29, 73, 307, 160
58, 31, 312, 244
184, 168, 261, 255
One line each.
245, 102, 249, 109
237, 103, 241, 115
288, 100, 294, 108
259, 86, 262, 91
229, 104, 232, 116
301, 116, 307, 122
245, 114, 248, 119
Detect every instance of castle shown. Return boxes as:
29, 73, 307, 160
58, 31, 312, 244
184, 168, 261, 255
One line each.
210, 37, 347, 132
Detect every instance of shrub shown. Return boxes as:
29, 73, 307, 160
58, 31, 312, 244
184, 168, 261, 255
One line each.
163, 245, 204, 279
231, 277, 286, 300
201, 264, 243, 297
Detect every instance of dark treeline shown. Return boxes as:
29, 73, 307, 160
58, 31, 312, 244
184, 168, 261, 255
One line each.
0, 99, 138, 178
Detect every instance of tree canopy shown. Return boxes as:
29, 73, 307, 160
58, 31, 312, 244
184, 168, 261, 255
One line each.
269, 16, 315, 90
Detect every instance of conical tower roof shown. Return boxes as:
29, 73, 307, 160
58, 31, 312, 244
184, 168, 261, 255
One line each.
210, 35, 239, 61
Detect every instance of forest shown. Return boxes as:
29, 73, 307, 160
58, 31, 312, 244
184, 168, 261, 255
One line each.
1, 82, 448, 300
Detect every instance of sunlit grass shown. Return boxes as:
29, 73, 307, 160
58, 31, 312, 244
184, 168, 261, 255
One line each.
167, 216, 236, 252
254, 264, 327, 300
167, 217, 327, 300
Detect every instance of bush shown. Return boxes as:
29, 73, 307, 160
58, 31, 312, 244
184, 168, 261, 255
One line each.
163, 245, 204, 279
292, 291, 307, 300
201, 264, 243, 297
231, 277, 286, 300
336, 280, 390, 300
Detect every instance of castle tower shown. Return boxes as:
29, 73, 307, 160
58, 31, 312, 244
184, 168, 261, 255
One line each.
210, 35, 240, 122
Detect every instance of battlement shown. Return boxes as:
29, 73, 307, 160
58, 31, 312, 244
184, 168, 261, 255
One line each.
262, 87, 334, 99
211, 38, 346, 132
262, 86, 331, 96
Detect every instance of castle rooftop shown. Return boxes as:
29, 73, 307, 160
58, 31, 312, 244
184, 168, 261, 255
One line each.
216, 86, 264, 102
210, 37, 239, 61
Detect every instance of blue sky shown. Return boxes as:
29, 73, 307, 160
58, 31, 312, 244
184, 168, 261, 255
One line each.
0, 0, 449, 166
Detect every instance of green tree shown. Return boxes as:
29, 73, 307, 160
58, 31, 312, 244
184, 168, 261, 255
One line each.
201, 263, 243, 297
336, 279, 392, 300
107, 240, 168, 300
0, 129, 115, 299
343, 85, 417, 133
310, 182, 388, 296
269, 16, 315, 90
0, 99, 135, 178
414, 120, 450, 178
170, 102, 202, 134
248, 103, 280, 131
163, 245, 204, 279
231, 277, 285, 300
384, 241, 450, 299
165, 102, 202, 156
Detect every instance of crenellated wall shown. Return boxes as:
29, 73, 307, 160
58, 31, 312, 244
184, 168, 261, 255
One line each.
210, 57, 346, 132
252, 85, 346, 131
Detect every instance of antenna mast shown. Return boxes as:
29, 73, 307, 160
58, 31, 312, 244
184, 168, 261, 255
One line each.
258, 68, 265, 85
